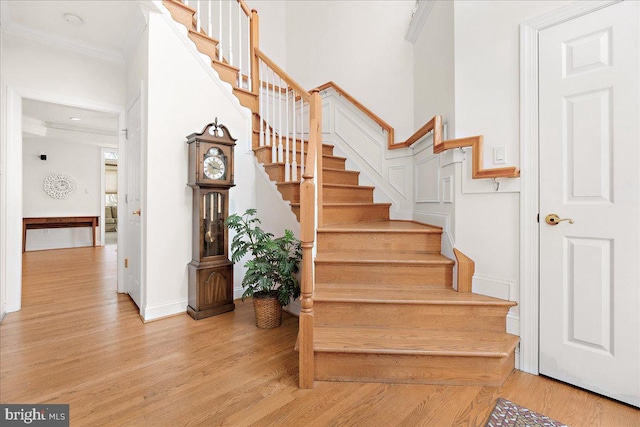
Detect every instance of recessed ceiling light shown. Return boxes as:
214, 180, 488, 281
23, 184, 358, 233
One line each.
63, 13, 84, 25
69, 116, 82, 121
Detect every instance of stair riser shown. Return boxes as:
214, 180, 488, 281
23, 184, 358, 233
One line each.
277, 185, 373, 204
277, 184, 299, 204
315, 263, 453, 287
323, 170, 359, 185
323, 187, 373, 203
264, 165, 302, 183
314, 302, 510, 332
252, 136, 335, 157
314, 351, 514, 387
255, 150, 343, 170
318, 231, 440, 254
188, 32, 218, 62
323, 205, 389, 225
163, 1, 195, 30
266, 165, 358, 185
233, 88, 258, 112
212, 62, 239, 87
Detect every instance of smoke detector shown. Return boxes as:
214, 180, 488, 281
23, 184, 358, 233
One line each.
63, 13, 84, 25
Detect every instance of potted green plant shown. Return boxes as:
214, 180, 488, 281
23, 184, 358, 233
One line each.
225, 208, 302, 328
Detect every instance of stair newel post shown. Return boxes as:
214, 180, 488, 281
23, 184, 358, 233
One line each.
310, 89, 323, 226
299, 125, 318, 391
250, 9, 259, 95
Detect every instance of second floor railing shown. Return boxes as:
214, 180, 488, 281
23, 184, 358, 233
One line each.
184, 0, 253, 91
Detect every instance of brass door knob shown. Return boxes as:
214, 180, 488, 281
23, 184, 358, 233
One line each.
132, 209, 141, 216
545, 214, 574, 225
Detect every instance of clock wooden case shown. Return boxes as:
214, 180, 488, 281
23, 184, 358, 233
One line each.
186, 120, 236, 320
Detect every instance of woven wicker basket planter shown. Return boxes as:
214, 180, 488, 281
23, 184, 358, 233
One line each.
253, 291, 282, 328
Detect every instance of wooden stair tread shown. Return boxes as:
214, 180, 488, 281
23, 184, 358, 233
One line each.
212, 58, 239, 72
276, 182, 373, 190
319, 220, 442, 233
188, 29, 219, 44
314, 287, 516, 307
315, 251, 454, 265
233, 86, 256, 97
314, 327, 519, 357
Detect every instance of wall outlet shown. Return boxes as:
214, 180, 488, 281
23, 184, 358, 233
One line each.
493, 146, 506, 165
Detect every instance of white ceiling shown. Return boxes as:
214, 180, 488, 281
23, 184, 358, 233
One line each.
1, 0, 142, 63
3, 1, 144, 146
23, 99, 119, 134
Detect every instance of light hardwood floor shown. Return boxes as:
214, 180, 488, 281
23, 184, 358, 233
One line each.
1, 246, 638, 426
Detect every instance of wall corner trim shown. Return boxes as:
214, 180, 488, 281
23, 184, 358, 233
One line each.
405, 1, 436, 44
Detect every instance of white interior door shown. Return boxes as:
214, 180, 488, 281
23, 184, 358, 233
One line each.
539, 0, 639, 407
125, 96, 142, 308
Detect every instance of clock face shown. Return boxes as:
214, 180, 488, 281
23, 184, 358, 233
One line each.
203, 156, 226, 180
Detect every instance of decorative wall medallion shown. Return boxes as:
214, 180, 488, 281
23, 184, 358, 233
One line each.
43, 173, 77, 199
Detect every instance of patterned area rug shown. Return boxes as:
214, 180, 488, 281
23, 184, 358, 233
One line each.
485, 398, 569, 427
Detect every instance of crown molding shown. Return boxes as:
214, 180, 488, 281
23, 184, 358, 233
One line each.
2, 20, 125, 66
405, 0, 435, 44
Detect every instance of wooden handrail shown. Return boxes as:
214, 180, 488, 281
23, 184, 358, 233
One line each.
256, 49, 311, 103
314, 82, 519, 179
315, 82, 394, 147
238, 0, 251, 16
396, 115, 442, 149
434, 135, 520, 179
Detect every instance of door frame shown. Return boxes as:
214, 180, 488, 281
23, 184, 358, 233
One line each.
1, 86, 127, 311
519, 0, 622, 374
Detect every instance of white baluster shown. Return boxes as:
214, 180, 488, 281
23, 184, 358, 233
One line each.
285, 86, 290, 182
237, 1, 242, 87
246, 13, 252, 91
196, 0, 201, 32
264, 62, 270, 149
291, 89, 297, 181
218, 0, 223, 61
259, 60, 264, 147
300, 98, 304, 176
278, 75, 283, 163
228, 0, 233, 66
271, 68, 277, 163
207, 0, 212, 38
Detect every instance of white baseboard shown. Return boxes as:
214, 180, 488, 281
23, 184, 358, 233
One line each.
141, 298, 188, 322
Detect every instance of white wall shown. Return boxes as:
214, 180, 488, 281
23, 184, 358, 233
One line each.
451, 0, 572, 332
285, 0, 416, 141
411, 0, 458, 246
22, 138, 103, 250
0, 32, 126, 314
414, 0, 455, 134
143, 10, 254, 321
252, 0, 287, 67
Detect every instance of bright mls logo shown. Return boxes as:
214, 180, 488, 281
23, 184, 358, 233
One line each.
1, 405, 69, 426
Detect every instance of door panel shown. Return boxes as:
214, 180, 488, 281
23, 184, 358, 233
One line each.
125, 96, 142, 308
539, 0, 639, 407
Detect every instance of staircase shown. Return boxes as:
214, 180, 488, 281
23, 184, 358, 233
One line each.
163, 0, 518, 388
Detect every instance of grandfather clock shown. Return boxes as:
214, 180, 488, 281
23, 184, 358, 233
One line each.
186, 119, 236, 320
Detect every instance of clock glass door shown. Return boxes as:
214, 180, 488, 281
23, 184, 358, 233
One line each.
202, 191, 225, 258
